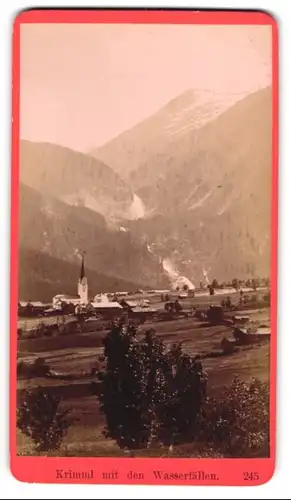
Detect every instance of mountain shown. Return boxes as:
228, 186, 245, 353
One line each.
125, 86, 273, 282
19, 86, 273, 292
132, 86, 272, 217
19, 248, 143, 302
18, 182, 169, 299
19, 140, 143, 221
91, 89, 243, 181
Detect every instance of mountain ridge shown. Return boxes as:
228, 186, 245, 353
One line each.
91, 88, 246, 180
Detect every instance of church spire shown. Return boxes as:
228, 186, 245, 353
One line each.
80, 253, 85, 280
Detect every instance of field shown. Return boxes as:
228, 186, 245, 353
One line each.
17, 289, 271, 457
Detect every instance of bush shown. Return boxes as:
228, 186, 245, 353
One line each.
17, 386, 71, 452
17, 360, 30, 377
198, 377, 269, 457
17, 357, 50, 378
221, 337, 236, 355
32, 357, 50, 376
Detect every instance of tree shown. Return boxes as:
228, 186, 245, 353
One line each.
251, 278, 259, 291
17, 387, 70, 452
94, 321, 207, 452
165, 302, 173, 312
158, 346, 207, 447
93, 321, 167, 450
183, 284, 188, 291
211, 279, 219, 289
225, 296, 232, 308
198, 377, 269, 457
232, 278, 239, 291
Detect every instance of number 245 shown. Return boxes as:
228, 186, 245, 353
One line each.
243, 472, 259, 481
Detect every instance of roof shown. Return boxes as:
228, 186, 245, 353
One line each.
30, 301, 45, 307
54, 294, 80, 300
19, 301, 28, 307
131, 307, 157, 313
122, 300, 138, 308
89, 302, 123, 309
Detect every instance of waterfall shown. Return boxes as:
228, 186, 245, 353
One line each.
162, 258, 195, 290
129, 193, 146, 220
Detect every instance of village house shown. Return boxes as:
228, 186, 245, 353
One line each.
18, 301, 46, 317
86, 301, 123, 319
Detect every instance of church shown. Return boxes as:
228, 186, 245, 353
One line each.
77, 254, 88, 304
52, 254, 89, 309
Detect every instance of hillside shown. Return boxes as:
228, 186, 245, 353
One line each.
18, 182, 169, 294
91, 89, 242, 181
19, 140, 141, 220
19, 248, 143, 302
125, 87, 273, 282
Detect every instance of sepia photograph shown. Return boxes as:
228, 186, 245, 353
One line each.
16, 17, 273, 461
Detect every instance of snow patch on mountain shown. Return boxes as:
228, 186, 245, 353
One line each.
163, 90, 247, 138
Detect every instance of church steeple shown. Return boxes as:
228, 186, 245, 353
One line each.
78, 252, 88, 304
80, 253, 85, 280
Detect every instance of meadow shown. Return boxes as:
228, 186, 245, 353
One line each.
16, 289, 271, 457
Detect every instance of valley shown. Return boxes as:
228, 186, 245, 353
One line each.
19, 87, 272, 298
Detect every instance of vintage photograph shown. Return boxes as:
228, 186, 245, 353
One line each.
17, 21, 272, 459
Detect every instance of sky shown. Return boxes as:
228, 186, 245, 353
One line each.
20, 23, 272, 152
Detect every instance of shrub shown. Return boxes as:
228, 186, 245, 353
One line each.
221, 337, 236, 355
198, 377, 269, 457
17, 360, 30, 378
17, 386, 71, 452
17, 357, 51, 378
32, 357, 50, 377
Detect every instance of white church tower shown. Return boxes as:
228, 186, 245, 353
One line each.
78, 253, 88, 304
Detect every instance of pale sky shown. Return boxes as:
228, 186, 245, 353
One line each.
20, 23, 272, 152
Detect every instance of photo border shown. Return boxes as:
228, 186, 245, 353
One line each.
10, 8, 278, 486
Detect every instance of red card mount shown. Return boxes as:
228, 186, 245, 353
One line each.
11, 8, 278, 486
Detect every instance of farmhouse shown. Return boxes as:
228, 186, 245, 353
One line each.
52, 294, 81, 308
18, 301, 46, 317
130, 305, 158, 321
119, 299, 138, 312
86, 301, 123, 319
